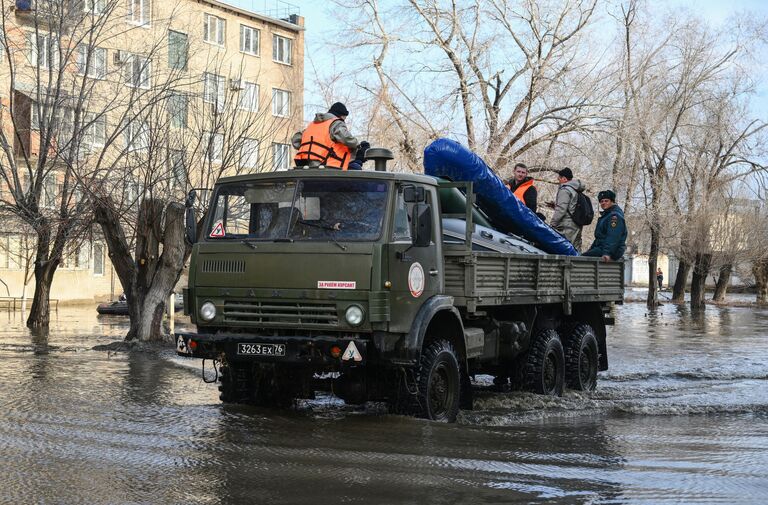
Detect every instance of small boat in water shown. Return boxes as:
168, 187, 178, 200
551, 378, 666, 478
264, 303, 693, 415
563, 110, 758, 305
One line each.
97, 295, 183, 316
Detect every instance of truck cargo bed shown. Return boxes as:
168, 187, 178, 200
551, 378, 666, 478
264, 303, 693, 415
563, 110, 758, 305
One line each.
443, 248, 624, 311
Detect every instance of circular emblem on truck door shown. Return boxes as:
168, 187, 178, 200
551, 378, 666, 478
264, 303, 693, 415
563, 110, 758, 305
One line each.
408, 262, 425, 298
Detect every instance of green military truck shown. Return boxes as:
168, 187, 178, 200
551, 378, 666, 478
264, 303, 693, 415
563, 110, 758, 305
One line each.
176, 152, 623, 422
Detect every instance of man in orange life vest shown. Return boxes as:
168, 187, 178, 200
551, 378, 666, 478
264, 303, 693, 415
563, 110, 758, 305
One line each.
506, 163, 538, 213
292, 102, 361, 170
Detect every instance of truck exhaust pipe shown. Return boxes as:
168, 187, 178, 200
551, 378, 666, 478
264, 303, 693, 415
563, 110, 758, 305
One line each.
364, 147, 394, 172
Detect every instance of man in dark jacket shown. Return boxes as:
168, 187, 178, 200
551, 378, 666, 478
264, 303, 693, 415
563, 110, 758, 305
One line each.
583, 190, 627, 261
506, 163, 537, 213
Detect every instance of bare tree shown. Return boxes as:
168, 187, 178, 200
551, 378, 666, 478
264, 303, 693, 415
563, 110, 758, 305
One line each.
0, 0, 165, 327
91, 23, 299, 341
612, 0, 765, 309
329, 0, 612, 174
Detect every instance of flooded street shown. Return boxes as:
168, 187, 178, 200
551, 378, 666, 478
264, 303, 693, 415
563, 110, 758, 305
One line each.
0, 302, 767, 504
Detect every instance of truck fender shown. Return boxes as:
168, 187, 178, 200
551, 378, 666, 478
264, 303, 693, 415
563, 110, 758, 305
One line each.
403, 295, 466, 367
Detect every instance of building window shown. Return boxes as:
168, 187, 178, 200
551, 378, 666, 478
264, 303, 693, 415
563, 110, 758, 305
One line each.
204, 14, 225, 46
271, 88, 291, 117
272, 143, 290, 171
272, 34, 292, 64
125, 54, 151, 88
0, 235, 9, 270
7, 236, 22, 270
30, 32, 59, 70
84, 0, 107, 14
30, 104, 39, 130
205, 132, 224, 163
168, 30, 188, 70
93, 243, 104, 275
169, 149, 186, 189
125, 120, 149, 151
77, 45, 107, 78
76, 243, 90, 269
203, 72, 225, 113
127, 0, 150, 26
240, 25, 259, 55
238, 82, 258, 112
42, 174, 57, 209
241, 139, 259, 169
81, 113, 106, 155
168, 93, 188, 128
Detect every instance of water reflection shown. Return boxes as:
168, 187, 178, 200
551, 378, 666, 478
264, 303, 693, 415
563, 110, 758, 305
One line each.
0, 304, 766, 504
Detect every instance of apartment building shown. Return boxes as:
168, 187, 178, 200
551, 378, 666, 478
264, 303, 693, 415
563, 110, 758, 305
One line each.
0, 0, 305, 303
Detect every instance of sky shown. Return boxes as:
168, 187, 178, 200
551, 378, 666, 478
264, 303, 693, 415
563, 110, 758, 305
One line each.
226, 0, 768, 123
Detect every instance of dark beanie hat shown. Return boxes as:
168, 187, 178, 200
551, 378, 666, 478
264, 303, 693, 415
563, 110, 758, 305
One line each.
328, 102, 349, 117
558, 167, 573, 180
598, 190, 616, 202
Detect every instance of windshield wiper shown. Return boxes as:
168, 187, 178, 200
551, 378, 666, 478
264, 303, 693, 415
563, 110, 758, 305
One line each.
297, 219, 347, 251
328, 232, 347, 251
297, 218, 341, 231
240, 240, 258, 250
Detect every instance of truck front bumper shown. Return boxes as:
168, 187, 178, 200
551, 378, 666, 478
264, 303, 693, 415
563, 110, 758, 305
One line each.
175, 332, 369, 367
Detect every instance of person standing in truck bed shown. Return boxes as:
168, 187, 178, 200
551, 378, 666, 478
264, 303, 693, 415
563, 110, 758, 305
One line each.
583, 190, 627, 262
550, 167, 587, 251
506, 163, 538, 213
292, 102, 360, 170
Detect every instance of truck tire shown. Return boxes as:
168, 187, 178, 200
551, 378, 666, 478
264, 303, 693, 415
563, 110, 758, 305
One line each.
420, 339, 461, 422
219, 363, 294, 407
524, 329, 565, 396
564, 323, 599, 391
218, 363, 252, 404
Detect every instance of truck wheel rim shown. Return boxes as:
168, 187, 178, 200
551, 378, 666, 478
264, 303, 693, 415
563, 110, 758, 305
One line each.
544, 353, 558, 393
429, 363, 452, 417
580, 347, 596, 388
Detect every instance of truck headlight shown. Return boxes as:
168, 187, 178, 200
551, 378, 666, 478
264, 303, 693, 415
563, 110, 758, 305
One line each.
345, 305, 364, 326
200, 301, 216, 321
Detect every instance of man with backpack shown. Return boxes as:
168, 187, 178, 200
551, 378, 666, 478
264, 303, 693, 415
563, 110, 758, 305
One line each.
583, 190, 627, 261
550, 167, 592, 251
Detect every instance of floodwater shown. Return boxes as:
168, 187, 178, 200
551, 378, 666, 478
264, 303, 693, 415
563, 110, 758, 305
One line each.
0, 302, 767, 504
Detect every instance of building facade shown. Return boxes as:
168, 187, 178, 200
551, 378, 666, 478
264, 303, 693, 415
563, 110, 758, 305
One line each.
0, 0, 305, 303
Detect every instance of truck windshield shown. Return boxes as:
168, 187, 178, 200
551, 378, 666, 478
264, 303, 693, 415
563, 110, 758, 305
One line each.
206, 179, 389, 242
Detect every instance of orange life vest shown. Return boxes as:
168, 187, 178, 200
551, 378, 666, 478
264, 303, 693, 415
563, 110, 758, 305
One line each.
512, 178, 534, 202
294, 118, 351, 170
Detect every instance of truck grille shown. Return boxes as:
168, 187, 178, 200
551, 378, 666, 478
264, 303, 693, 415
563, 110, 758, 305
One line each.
222, 300, 339, 327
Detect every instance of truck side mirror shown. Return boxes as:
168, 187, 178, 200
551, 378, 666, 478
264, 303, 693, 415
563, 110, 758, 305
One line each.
411, 203, 432, 247
185, 190, 197, 244
404, 186, 425, 203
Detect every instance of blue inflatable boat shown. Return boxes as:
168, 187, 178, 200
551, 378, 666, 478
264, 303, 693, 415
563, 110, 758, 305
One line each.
424, 138, 577, 256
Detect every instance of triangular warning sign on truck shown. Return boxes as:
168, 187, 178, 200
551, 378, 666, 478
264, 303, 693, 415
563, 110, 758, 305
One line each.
209, 221, 225, 238
342, 341, 363, 362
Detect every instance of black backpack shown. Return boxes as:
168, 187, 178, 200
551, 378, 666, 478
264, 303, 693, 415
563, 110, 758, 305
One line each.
569, 191, 594, 226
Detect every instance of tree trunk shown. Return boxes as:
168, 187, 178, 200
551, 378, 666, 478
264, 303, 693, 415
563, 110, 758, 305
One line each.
95, 198, 187, 342
26, 264, 54, 328
647, 250, 659, 308
690, 253, 712, 310
672, 260, 690, 302
26, 227, 58, 328
646, 202, 661, 308
753, 258, 768, 304
712, 263, 732, 302
645, 159, 664, 309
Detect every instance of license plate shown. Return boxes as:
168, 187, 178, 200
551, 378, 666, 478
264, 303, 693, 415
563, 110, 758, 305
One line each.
237, 343, 286, 356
